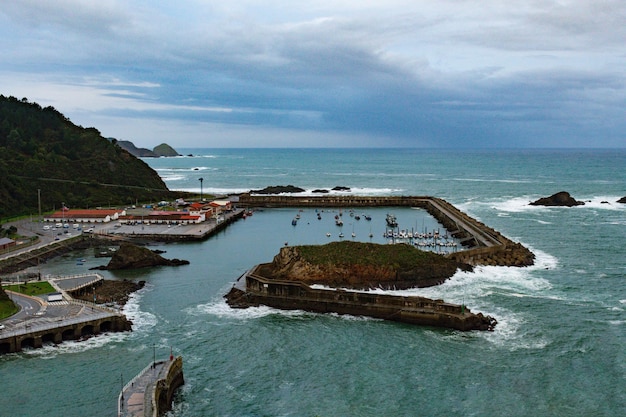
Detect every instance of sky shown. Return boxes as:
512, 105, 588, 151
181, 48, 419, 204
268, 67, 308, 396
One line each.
1, 0, 625, 149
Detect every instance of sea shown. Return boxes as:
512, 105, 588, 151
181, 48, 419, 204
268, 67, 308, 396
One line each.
1, 148, 625, 417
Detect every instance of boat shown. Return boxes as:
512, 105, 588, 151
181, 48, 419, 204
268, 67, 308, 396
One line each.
291, 218, 298, 226
386, 213, 398, 228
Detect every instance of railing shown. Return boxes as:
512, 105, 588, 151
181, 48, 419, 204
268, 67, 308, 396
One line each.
118, 360, 166, 417
0, 310, 121, 339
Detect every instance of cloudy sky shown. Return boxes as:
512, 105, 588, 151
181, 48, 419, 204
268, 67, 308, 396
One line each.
1, 0, 624, 148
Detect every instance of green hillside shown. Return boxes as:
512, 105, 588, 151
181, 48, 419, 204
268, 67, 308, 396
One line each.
0, 95, 180, 219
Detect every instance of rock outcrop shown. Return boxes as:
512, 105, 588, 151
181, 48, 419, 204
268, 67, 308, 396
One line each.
153, 143, 180, 157
250, 185, 306, 194
91, 243, 189, 270
116, 140, 179, 158
529, 191, 584, 207
256, 241, 472, 290
617, 196, 626, 204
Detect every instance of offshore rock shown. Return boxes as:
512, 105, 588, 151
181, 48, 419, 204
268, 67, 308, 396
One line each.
529, 191, 584, 207
153, 143, 180, 157
91, 243, 189, 270
617, 196, 626, 204
250, 185, 305, 194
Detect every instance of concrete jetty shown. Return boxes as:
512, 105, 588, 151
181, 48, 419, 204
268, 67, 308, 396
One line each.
119, 356, 184, 417
226, 267, 497, 331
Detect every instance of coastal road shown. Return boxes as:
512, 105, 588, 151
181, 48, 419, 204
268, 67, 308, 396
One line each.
0, 291, 43, 329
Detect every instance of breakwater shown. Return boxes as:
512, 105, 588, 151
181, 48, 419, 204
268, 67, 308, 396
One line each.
226, 268, 497, 331
119, 356, 184, 417
239, 195, 534, 267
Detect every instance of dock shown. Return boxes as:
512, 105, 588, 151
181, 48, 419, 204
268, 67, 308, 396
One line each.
119, 356, 184, 417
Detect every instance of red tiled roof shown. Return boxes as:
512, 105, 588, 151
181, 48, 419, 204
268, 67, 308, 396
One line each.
46, 209, 123, 219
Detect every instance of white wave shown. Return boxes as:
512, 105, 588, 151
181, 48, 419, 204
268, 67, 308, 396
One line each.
160, 174, 186, 182
451, 178, 533, 184
481, 195, 626, 214
191, 299, 379, 324
192, 299, 308, 320
123, 285, 158, 332
488, 196, 548, 213
248, 187, 404, 197
578, 196, 626, 210
20, 331, 130, 359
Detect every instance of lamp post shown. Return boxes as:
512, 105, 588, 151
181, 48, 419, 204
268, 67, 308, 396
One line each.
199, 177, 204, 202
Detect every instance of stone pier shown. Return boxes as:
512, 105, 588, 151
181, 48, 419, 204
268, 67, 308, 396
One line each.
119, 356, 184, 417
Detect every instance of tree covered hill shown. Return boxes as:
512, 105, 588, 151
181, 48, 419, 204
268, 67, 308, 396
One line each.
0, 95, 180, 219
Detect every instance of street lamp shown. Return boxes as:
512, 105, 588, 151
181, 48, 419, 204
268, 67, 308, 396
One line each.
199, 177, 204, 202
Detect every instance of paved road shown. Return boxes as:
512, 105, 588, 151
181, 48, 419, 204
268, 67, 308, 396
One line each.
1, 291, 43, 325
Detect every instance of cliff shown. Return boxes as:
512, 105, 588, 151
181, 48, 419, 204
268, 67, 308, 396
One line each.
256, 241, 472, 290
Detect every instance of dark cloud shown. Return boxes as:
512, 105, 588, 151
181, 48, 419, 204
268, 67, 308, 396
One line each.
0, 1, 624, 148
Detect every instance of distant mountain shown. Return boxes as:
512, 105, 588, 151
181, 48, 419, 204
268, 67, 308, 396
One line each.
114, 140, 179, 158
0, 95, 181, 219
115, 140, 158, 157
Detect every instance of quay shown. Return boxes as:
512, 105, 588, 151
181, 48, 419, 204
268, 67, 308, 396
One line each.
119, 356, 184, 417
105, 208, 245, 242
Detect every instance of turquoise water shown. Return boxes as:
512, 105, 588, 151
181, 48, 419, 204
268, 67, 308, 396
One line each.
1, 149, 625, 416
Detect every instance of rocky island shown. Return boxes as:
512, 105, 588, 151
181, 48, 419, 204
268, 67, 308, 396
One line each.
91, 243, 190, 270
225, 241, 497, 331
257, 241, 471, 289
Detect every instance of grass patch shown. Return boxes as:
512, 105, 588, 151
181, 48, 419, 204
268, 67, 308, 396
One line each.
4, 281, 56, 296
0, 299, 19, 319
297, 241, 448, 270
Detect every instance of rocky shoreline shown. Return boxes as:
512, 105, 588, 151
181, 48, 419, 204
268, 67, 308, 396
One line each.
72, 279, 146, 307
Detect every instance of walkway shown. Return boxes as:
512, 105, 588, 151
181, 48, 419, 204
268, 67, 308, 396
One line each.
119, 360, 168, 417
